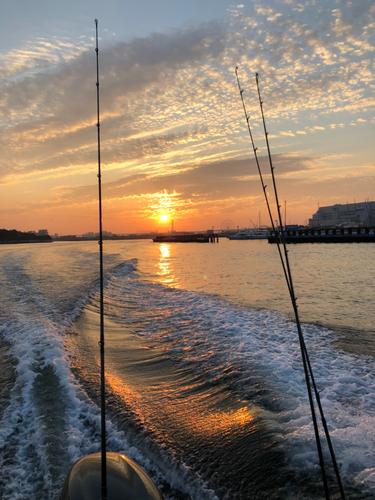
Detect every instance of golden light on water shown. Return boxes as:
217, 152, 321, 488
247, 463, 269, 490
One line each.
189, 406, 255, 437
105, 367, 254, 442
156, 243, 178, 287
159, 243, 170, 260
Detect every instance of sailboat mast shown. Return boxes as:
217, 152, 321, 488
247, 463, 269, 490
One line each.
284, 201, 286, 229
94, 19, 107, 500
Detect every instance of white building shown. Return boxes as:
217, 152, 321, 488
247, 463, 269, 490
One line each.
309, 201, 375, 227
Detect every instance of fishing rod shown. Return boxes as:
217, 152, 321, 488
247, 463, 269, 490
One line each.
234, 67, 292, 299
95, 19, 107, 500
254, 73, 346, 500
60, 20, 163, 500
235, 69, 346, 500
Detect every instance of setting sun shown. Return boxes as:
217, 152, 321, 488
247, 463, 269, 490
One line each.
159, 214, 169, 222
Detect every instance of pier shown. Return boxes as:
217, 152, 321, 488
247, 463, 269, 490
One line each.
268, 226, 375, 243
153, 233, 219, 243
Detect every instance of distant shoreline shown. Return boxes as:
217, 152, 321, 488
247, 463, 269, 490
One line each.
54, 231, 239, 242
54, 234, 155, 242
0, 228, 52, 244
0, 240, 53, 245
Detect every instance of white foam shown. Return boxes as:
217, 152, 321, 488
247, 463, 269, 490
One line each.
0, 257, 219, 499
1, 247, 374, 498
103, 272, 375, 493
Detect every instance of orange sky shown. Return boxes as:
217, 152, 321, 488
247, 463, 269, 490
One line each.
0, 1, 374, 235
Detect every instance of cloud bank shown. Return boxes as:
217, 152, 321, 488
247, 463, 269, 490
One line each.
0, 0, 374, 233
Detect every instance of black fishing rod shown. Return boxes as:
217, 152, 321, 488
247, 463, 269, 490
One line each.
252, 72, 330, 499
254, 73, 345, 500
234, 67, 292, 299
235, 69, 346, 500
60, 20, 163, 500
95, 19, 107, 500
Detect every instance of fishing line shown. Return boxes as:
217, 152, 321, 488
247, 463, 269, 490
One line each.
235, 68, 346, 500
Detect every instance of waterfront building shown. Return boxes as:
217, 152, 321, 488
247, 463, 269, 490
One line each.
309, 201, 375, 227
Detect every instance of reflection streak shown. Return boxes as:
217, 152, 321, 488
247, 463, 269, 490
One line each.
105, 368, 254, 445
156, 244, 178, 287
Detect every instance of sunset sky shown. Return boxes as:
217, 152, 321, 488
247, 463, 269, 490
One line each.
1, 0, 374, 235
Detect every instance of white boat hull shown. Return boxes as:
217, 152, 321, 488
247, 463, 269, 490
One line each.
60, 452, 163, 500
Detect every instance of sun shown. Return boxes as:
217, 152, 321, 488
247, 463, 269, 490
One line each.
159, 214, 169, 222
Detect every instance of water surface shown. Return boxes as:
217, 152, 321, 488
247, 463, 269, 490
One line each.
0, 239, 374, 499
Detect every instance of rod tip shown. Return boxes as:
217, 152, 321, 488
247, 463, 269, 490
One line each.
94, 19, 98, 24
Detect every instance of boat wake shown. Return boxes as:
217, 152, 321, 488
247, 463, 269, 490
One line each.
0, 252, 374, 498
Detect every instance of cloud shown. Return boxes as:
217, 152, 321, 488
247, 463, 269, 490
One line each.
0, 21, 230, 180
4, 152, 373, 232
2, 2, 374, 186
0, 0, 374, 232
51, 154, 319, 209
0, 37, 92, 79
280, 131, 296, 137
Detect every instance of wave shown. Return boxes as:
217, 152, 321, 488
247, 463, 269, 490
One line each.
101, 266, 375, 497
0, 257, 166, 499
0, 249, 374, 498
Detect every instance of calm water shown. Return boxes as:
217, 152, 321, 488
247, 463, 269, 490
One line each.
0, 239, 374, 499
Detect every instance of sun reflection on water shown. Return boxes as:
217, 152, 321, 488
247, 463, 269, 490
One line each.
188, 406, 255, 438
156, 244, 178, 287
105, 365, 255, 447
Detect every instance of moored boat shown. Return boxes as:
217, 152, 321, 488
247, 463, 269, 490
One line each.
228, 230, 268, 240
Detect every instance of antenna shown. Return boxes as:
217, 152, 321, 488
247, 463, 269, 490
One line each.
95, 19, 107, 500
